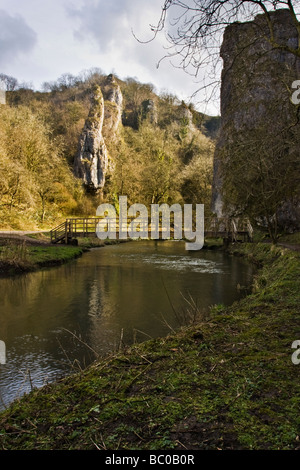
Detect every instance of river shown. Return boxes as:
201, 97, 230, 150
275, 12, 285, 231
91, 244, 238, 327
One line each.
0, 241, 254, 410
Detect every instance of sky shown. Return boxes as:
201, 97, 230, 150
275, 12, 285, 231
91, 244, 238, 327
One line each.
0, 0, 220, 115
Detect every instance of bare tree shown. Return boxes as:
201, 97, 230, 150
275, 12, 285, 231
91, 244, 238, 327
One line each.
0, 74, 19, 91
221, 121, 300, 242
145, 1, 300, 103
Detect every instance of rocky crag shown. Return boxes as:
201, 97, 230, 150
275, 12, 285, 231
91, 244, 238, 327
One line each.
74, 72, 218, 198
74, 75, 123, 193
74, 74, 203, 194
102, 74, 123, 136
212, 9, 300, 230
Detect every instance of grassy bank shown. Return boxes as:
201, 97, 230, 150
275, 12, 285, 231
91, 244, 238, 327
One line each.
0, 241, 84, 276
0, 236, 123, 276
0, 242, 300, 450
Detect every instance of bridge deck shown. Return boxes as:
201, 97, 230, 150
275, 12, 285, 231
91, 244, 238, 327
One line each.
50, 217, 253, 245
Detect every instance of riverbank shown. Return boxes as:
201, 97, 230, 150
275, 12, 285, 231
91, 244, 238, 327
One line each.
0, 241, 84, 276
0, 235, 122, 276
0, 241, 299, 450
0, 232, 220, 277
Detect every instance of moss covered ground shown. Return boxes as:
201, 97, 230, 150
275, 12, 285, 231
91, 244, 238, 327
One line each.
0, 241, 299, 450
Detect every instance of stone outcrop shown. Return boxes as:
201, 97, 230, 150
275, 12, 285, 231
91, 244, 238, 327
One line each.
102, 74, 123, 137
211, 9, 300, 229
74, 75, 123, 192
178, 102, 194, 130
74, 85, 108, 192
141, 99, 158, 125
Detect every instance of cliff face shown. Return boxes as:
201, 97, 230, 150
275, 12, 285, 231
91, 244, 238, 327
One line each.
74, 75, 123, 193
74, 74, 207, 194
212, 9, 300, 228
74, 85, 108, 192
102, 74, 123, 137
141, 99, 158, 125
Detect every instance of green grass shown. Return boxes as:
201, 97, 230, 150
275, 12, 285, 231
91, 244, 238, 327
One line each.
0, 242, 84, 275
0, 235, 128, 276
25, 232, 51, 241
27, 245, 84, 265
0, 241, 300, 450
77, 237, 122, 248
278, 231, 300, 245
203, 237, 224, 249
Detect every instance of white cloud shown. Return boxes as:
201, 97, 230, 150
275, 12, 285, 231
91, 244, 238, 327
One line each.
68, 0, 166, 73
0, 9, 37, 67
67, 0, 220, 113
0, 0, 220, 115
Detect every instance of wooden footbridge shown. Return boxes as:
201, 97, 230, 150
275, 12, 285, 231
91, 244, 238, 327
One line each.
50, 217, 253, 245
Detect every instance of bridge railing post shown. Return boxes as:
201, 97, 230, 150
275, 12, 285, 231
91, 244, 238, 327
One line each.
64, 221, 68, 244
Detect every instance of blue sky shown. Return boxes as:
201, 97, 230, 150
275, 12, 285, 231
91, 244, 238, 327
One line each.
0, 0, 220, 115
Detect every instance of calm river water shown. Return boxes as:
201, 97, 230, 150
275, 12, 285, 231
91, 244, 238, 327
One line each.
0, 241, 254, 409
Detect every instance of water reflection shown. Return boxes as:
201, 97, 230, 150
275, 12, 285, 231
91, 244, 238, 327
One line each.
0, 241, 254, 409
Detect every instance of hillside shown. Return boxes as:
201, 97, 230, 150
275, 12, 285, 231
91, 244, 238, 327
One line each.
0, 70, 218, 230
